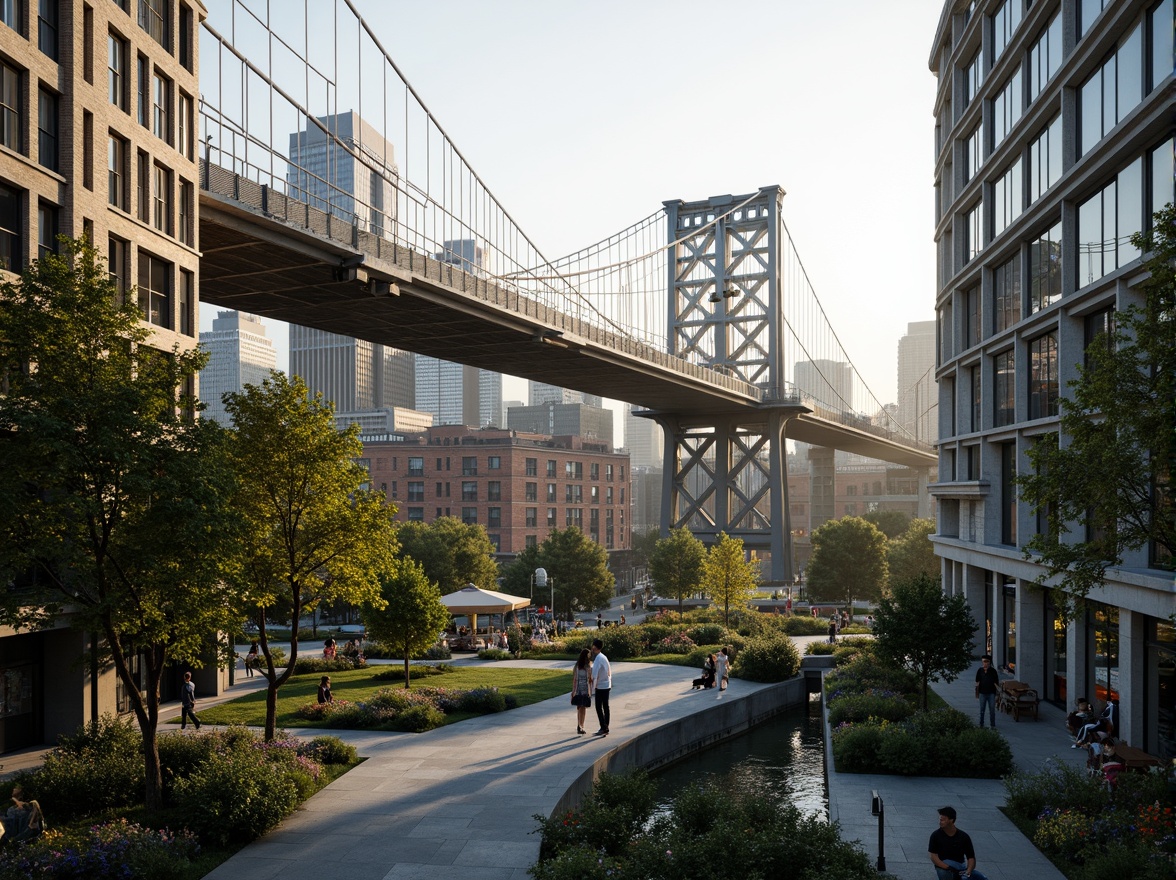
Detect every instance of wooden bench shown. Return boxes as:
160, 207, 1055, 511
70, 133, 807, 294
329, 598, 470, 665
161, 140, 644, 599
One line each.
1011, 688, 1040, 722
1113, 743, 1161, 771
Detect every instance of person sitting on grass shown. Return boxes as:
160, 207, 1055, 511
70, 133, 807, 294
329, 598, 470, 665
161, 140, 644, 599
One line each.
0, 786, 44, 844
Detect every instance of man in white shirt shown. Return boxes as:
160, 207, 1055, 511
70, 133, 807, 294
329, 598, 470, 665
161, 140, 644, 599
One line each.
590, 638, 612, 736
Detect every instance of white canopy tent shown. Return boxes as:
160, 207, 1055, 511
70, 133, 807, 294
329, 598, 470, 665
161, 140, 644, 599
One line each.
440, 585, 530, 644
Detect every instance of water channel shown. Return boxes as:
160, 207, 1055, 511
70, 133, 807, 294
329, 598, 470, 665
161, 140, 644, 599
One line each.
652, 701, 827, 818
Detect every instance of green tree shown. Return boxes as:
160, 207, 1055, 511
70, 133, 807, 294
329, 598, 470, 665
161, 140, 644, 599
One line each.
805, 516, 888, 611
395, 516, 499, 594
887, 518, 938, 587
863, 509, 910, 539
702, 532, 760, 627
0, 239, 243, 811
1018, 204, 1175, 620
629, 528, 661, 573
649, 528, 706, 618
224, 373, 397, 740
872, 574, 975, 710
362, 559, 449, 688
501, 528, 613, 617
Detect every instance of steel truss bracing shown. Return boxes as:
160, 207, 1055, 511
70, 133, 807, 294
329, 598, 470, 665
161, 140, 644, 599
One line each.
654, 187, 803, 584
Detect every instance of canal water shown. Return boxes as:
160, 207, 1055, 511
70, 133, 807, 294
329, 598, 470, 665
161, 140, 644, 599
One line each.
652, 701, 827, 818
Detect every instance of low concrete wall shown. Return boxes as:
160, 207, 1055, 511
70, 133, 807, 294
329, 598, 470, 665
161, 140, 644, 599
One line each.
551, 676, 808, 817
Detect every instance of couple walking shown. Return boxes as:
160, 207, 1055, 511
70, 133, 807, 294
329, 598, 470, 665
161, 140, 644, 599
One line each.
571, 638, 612, 736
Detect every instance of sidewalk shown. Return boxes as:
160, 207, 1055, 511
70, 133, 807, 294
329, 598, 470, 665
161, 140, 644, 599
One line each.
826, 660, 1087, 880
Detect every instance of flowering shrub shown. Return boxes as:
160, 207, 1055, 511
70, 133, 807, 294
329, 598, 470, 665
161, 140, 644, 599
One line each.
1135, 801, 1176, 853
656, 633, 696, 655
1034, 807, 1096, 860
0, 820, 200, 879
293, 684, 511, 731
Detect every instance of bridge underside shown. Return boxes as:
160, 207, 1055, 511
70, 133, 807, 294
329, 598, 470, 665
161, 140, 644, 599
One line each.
198, 187, 934, 469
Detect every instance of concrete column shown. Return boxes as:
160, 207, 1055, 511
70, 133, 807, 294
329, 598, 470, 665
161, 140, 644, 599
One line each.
965, 564, 987, 656
768, 413, 791, 584
1118, 609, 1145, 746
657, 416, 678, 536
1066, 615, 1090, 707
1016, 580, 1046, 694
808, 446, 835, 528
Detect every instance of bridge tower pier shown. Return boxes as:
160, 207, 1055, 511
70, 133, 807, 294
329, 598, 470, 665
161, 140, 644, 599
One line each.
650, 186, 812, 584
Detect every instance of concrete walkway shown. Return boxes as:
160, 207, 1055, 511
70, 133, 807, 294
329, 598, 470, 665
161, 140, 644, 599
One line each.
828, 659, 1087, 880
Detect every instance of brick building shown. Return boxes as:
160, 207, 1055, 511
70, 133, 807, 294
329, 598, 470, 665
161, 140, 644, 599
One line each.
360, 425, 631, 560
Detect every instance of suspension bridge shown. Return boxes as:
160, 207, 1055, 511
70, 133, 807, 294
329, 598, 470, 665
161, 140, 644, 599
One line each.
194, 0, 935, 581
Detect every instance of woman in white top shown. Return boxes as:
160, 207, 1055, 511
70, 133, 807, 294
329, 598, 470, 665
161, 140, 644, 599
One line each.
714, 647, 730, 690
571, 648, 594, 735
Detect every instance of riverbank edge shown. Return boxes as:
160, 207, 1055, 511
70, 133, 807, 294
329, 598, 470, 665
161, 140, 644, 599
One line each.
551, 676, 809, 818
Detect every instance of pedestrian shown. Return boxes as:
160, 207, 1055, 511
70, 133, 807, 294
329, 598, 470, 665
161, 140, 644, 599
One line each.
180, 671, 201, 730
928, 806, 989, 880
596, 613, 603, 629
827, 617, 837, 644
811, 605, 819, 619
619, 614, 626, 626
975, 654, 999, 728
786, 597, 792, 615
589, 638, 611, 736
317, 675, 333, 704
244, 640, 259, 677
841, 610, 849, 630
715, 646, 730, 690
571, 648, 594, 734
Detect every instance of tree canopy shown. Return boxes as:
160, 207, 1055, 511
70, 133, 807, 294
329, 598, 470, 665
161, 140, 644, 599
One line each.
863, 510, 911, 539
804, 516, 888, 610
887, 518, 939, 586
649, 528, 707, 617
394, 516, 499, 594
701, 532, 760, 627
362, 559, 449, 689
0, 239, 243, 811
1018, 204, 1175, 620
224, 372, 397, 739
500, 528, 614, 616
872, 574, 975, 710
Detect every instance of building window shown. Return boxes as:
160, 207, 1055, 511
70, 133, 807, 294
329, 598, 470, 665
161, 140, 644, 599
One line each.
0, 61, 20, 152
407, 507, 424, 522
461, 481, 477, 501
1079, 0, 1109, 38
546, 508, 557, 528
525, 535, 537, 549
178, 2, 193, 70
461, 507, 477, 525
487, 456, 501, 470
1028, 114, 1062, 205
109, 33, 128, 110
488, 508, 501, 529
525, 458, 537, 476
1151, 138, 1175, 225
964, 201, 984, 264
0, 0, 18, 31
0, 182, 19, 272
407, 481, 424, 502
462, 456, 477, 476
108, 235, 128, 302
1028, 333, 1058, 420
178, 178, 192, 244
994, 350, 1014, 427
37, 87, 56, 171
525, 507, 537, 528
606, 487, 613, 504
152, 163, 172, 233
37, 201, 56, 259
992, 157, 1023, 238
590, 463, 599, 480
546, 460, 556, 478
37, 0, 57, 59
591, 485, 599, 503
606, 464, 614, 481
138, 0, 169, 49
177, 91, 192, 159
1028, 220, 1062, 313
962, 50, 983, 109
1028, 12, 1062, 103
964, 286, 980, 349
992, 68, 1022, 150
1150, 0, 1174, 92
991, 0, 1022, 63
969, 365, 981, 432
546, 483, 556, 503
136, 251, 171, 327
136, 149, 149, 220
108, 135, 127, 208
1077, 158, 1144, 288
151, 72, 170, 143
525, 482, 537, 502
1084, 308, 1115, 368
565, 508, 582, 528
1001, 442, 1018, 545
564, 461, 583, 479
178, 268, 192, 335
1080, 23, 1144, 156
964, 123, 984, 182
487, 481, 501, 501
407, 456, 423, 476
993, 255, 1020, 334
136, 54, 148, 127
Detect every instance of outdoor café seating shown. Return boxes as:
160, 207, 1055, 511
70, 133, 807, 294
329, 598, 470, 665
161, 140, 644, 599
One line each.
996, 680, 1040, 721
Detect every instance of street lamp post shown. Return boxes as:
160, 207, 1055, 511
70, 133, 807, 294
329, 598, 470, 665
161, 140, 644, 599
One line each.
534, 567, 554, 633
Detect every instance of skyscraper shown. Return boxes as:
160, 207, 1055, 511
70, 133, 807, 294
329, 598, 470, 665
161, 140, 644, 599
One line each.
199, 311, 277, 425
529, 381, 603, 408
794, 359, 854, 413
623, 408, 663, 470
896, 320, 936, 444
289, 327, 415, 413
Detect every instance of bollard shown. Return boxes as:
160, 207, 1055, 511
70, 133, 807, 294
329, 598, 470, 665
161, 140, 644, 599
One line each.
870, 789, 886, 872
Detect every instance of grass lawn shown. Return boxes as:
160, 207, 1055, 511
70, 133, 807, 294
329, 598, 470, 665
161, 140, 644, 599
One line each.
186, 665, 571, 729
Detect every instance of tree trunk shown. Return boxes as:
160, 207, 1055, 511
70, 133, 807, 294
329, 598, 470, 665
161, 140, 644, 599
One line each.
403, 652, 411, 689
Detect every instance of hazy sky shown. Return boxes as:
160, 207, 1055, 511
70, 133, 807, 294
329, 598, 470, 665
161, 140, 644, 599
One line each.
200, 0, 945, 440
